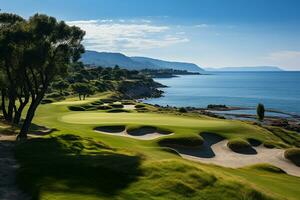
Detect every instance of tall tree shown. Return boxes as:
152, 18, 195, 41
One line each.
0, 13, 85, 139
257, 103, 265, 122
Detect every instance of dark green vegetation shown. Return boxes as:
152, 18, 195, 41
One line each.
15, 134, 276, 200
227, 139, 256, 154
0, 13, 84, 138
284, 148, 300, 166
140, 68, 201, 78
257, 103, 265, 121
0, 13, 163, 139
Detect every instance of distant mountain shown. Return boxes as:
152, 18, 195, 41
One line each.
131, 57, 204, 72
204, 66, 284, 71
81, 50, 204, 72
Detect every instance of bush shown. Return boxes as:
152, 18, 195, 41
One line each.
179, 107, 187, 113
68, 106, 86, 111
284, 148, 300, 166
227, 139, 254, 153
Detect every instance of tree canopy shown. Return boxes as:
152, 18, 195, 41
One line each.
0, 13, 85, 139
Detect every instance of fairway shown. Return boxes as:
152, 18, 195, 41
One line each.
60, 112, 230, 127
9, 97, 300, 200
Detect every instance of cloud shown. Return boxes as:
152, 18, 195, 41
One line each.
266, 50, 300, 70
194, 24, 209, 28
67, 19, 189, 52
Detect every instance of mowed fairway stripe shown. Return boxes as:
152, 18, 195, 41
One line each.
60, 112, 238, 128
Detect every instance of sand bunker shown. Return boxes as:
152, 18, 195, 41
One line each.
174, 133, 300, 177
94, 126, 172, 140
123, 105, 136, 110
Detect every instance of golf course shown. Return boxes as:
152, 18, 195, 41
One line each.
1, 9, 300, 200
2, 93, 297, 200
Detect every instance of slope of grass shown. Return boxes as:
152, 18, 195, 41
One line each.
10, 94, 300, 200
15, 134, 277, 200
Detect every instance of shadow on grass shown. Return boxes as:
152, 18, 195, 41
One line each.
15, 134, 143, 199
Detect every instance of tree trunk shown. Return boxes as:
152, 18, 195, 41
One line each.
6, 97, 15, 122
18, 93, 44, 140
1, 90, 8, 120
13, 98, 29, 124
79, 94, 81, 100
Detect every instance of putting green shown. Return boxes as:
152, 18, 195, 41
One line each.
59, 112, 276, 141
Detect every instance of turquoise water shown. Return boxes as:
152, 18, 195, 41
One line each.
144, 72, 300, 115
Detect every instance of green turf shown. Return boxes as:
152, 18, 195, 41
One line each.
7, 94, 300, 200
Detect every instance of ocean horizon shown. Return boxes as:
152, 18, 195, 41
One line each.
144, 71, 300, 115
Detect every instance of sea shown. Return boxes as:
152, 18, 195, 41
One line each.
144, 71, 300, 116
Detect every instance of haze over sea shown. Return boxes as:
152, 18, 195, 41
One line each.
144, 71, 300, 115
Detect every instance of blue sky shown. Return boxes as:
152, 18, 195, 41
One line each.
1, 0, 300, 70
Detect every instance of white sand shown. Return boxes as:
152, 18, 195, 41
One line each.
179, 139, 300, 177
94, 129, 172, 140
123, 105, 136, 110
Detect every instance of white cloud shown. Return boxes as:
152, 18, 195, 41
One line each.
194, 24, 209, 28
266, 50, 300, 70
67, 19, 189, 52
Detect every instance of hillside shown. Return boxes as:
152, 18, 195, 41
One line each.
81, 50, 204, 72
131, 56, 203, 72
205, 66, 283, 71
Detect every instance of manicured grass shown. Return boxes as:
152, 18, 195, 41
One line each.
15, 134, 276, 200
10, 94, 300, 200
284, 148, 300, 166
227, 138, 253, 153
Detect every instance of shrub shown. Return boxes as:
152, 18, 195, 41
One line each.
284, 148, 300, 166
227, 139, 253, 153
257, 103, 265, 121
179, 107, 187, 113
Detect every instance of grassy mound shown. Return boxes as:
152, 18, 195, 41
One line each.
265, 126, 300, 148
227, 139, 256, 154
68, 105, 86, 111
263, 140, 289, 149
127, 126, 172, 136
15, 136, 275, 200
15, 135, 142, 199
98, 105, 113, 110
158, 135, 204, 148
247, 138, 262, 147
284, 148, 300, 166
244, 164, 286, 174
135, 104, 146, 109
107, 108, 130, 113
109, 103, 124, 108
